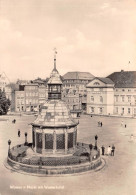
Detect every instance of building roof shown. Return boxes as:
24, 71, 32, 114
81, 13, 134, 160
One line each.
48, 68, 62, 85
32, 99, 78, 128
96, 77, 114, 84
62, 72, 94, 80
107, 71, 136, 88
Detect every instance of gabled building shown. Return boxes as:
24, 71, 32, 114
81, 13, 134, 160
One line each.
0, 72, 10, 90
86, 77, 114, 115
107, 70, 136, 117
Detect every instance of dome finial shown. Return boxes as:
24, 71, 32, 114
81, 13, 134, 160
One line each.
53, 48, 57, 70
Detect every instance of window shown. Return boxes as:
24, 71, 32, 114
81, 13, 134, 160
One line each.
128, 96, 131, 102
100, 88, 103, 91
100, 96, 103, 103
91, 96, 94, 102
90, 107, 94, 113
121, 96, 125, 102
128, 108, 131, 114
115, 96, 118, 102
94, 82, 100, 85
115, 107, 118, 113
128, 89, 131, 92
122, 108, 124, 114
99, 108, 103, 114
122, 89, 125, 92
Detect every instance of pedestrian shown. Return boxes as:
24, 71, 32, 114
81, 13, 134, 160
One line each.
111, 145, 115, 156
125, 124, 127, 128
89, 144, 93, 151
101, 122, 103, 127
101, 145, 105, 155
18, 129, 20, 137
130, 134, 134, 142
107, 146, 111, 156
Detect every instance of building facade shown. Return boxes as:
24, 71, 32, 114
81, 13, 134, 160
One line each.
107, 71, 136, 117
15, 83, 48, 112
87, 71, 136, 117
0, 72, 10, 91
25, 84, 39, 112
62, 72, 94, 112
86, 78, 114, 115
15, 90, 25, 112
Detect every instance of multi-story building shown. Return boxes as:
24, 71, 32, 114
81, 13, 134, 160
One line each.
5, 86, 12, 101
24, 84, 39, 112
86, 70, 136, 117
15, 83, 48, 112
62, 72, 94, 113
38, 85, 48, 105
0, 72, 10, 90
15, 90, 25, 112
86, 77, 114, 115
33, 78, 48, 105
107, 70, 136, 117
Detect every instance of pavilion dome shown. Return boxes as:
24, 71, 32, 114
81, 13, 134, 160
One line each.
48, 68, 62, 85
32, 99, 78, 128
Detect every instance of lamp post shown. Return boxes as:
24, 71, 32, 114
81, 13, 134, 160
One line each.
30, 102, 31, 112
95, 135, 98, 149
79, 94, 82, 110
25, 132, 28, 145
8, 139, 11, 150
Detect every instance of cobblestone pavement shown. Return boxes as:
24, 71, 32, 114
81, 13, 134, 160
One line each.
0, 114, 136, 195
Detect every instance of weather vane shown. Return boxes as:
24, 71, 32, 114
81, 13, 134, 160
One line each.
53, 48, 57, 70
54, 48, 57, 59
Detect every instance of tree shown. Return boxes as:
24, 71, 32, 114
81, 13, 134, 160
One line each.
0, 89, 11, 115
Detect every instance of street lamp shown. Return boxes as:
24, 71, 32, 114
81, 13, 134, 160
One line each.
24, 132, 28, 145
30, 102, 31, 112
8, 139, 11, 150
79, 94, 82, 110
95, 135, 98, 149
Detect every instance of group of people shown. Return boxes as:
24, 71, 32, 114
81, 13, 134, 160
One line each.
98, 121, 103, 127
101, 145, 115, 156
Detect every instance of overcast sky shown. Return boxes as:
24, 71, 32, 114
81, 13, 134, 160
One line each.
0, 0, 136, 82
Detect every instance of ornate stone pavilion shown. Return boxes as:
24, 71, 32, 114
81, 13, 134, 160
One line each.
31, 64, 78, 155
6, 52, 103, 175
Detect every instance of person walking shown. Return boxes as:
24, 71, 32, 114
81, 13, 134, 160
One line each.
111, 145, 115, 156
101, 122, 103, 127
18, 129, 20, 137
130, 134, 134, 142
107, 146, 111, 156
101, 145, 105, 155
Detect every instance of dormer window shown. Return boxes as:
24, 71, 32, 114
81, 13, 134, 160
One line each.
94, 82, 100, 85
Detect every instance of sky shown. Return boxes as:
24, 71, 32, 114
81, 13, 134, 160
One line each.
0, 0, 136, 82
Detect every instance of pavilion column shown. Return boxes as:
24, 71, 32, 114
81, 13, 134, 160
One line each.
73, 128, 76, 150
53, 131, 56, 154
42, 130, 45, 154
34, 130, 37, 152
65, 129, 68, 154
